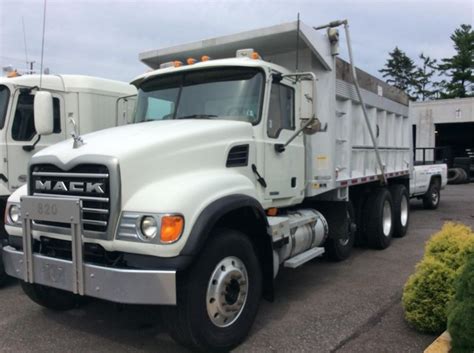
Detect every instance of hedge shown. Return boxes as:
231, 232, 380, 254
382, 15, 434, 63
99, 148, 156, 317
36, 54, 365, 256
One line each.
447, 254, 474, 353
402, 222, 474, 333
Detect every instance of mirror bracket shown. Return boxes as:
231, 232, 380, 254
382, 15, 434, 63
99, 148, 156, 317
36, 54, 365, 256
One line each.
22, 135, 41, 152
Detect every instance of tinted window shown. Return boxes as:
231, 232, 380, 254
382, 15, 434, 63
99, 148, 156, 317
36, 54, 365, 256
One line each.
0, 85, 10, 129
267, 83, 294, 138
12, 93, 61, 141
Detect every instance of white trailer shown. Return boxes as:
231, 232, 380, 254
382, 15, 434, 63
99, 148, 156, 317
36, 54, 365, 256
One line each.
1, 21, 444, 351
0, 74, 136, 285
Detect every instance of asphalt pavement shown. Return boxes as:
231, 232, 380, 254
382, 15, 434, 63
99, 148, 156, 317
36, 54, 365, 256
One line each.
1, 184, 473, 353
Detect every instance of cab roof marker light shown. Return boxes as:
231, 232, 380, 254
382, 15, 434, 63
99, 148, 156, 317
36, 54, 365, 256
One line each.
236, 48, 260, 59
159, 60, 183, 69
201, 55, 211, 62
187, 58, 197, 65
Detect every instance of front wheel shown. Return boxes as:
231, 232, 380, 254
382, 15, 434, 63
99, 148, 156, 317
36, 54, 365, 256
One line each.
423, 180, 440, 210
325, 202, 356, 261
166, 229, 262, 353
0, 248, 7, 287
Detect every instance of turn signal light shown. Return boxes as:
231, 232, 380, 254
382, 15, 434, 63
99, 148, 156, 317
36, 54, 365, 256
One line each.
160, 215, 184, 243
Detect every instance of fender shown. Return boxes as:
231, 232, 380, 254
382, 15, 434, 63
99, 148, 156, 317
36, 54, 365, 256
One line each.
180, 194, 268, 256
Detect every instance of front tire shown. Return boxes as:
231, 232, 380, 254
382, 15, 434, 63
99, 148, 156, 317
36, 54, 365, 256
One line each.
423, 179, 440, 210
325, 202, 356, 261
0, 248, 7, 287
363, 188, 394, 249
166, 229, 262, 353
389, 184, 410, 238
21, 282, 84, 310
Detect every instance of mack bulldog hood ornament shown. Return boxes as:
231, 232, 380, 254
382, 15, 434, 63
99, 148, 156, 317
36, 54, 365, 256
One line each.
69, 118, 85, 149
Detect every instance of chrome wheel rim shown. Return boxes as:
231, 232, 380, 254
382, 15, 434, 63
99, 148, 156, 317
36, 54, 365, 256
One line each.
382, 200, 392, 237
206, 256, 248, 328
432, 190, 439, 205
400, 195, 408, 227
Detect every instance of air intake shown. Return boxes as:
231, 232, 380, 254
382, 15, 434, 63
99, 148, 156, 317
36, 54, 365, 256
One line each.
226, 145, 249, 167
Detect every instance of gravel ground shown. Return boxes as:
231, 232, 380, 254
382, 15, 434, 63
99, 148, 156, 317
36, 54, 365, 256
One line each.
0, 184, 473, 352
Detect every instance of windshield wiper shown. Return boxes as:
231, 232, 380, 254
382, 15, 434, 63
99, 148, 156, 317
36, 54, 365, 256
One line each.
176, 114, 217, 120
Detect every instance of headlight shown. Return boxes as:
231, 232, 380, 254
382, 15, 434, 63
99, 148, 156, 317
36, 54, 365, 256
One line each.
7, 204, 21, 225
139, 216, 158, 240
117, 212, 184, 244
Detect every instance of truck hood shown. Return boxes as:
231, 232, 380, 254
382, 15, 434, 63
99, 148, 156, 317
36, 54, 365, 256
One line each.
32, 119, 255, 203
34, 119, 253, 162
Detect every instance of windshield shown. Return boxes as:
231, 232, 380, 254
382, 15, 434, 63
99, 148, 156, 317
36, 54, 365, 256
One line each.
134, 67, 264, 124
0, 85, 10, 129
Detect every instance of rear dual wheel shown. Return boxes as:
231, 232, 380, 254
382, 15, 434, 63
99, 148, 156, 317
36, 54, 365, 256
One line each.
389, 185, 410, 238
363, 188, 394, 249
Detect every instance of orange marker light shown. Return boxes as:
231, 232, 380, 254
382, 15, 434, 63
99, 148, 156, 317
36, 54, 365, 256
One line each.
160, 215, 184, 243
267, 208, 278, 216
174, 60, 183, 67
187, 58, 197, 65
201, 55, 210, 62
251, 52, 261, 60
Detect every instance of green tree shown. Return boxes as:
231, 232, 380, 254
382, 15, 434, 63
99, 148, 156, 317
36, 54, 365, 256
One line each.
413, 53, 439, 101
379, 47, 417, 99
438, 24, 474, 98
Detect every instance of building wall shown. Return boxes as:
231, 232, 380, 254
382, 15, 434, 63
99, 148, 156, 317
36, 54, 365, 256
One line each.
409, 97, 474, 160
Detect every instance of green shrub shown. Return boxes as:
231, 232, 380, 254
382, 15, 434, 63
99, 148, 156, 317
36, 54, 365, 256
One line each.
448, 255, 474, 353
402, 222, 474, 333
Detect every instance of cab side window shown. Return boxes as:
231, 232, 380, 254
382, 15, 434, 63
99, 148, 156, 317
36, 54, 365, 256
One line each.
12, 92, 61, 141
267, 83, 294, 138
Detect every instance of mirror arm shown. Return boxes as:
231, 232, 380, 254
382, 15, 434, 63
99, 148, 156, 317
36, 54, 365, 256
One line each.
22, 135, 41, 152
274, 116, 316, 153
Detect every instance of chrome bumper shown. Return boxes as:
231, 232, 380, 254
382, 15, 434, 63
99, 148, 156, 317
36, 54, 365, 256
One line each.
3, 196, 176, 305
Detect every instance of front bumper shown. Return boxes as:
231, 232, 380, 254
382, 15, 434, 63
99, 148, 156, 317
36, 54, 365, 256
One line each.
3, 246, 176, 305
3, 195, 177, 305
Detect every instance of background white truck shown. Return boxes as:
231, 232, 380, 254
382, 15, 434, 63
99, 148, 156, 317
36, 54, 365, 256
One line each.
0, 74, 136, 285
3, 21, 446, 352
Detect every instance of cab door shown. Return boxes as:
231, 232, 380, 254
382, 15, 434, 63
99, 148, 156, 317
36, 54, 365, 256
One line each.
6, 89, 66, 190
263, 80, 305, 201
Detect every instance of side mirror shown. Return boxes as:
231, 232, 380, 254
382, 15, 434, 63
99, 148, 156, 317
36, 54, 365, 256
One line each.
34, 91, 54, 135
299, 79, 314, 121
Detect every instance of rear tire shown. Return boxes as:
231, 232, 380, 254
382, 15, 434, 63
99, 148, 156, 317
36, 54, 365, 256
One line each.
166, 229, 262, 353
363, 188, 393, 249
21, 282, 85, 311
389, 184, 410, 238
423, 179, 440, 210
325, 202, 356, 261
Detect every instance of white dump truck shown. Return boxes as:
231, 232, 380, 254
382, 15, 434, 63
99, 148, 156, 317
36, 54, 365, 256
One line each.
0, 74, 136, 285
2, 21, 445, 352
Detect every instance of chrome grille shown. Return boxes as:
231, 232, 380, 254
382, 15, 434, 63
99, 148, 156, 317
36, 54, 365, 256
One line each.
30, 164, 110, 233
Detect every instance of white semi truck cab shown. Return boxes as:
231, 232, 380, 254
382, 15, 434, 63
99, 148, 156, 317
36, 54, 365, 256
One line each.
2, 22, 446, 352
0, 74, 136, 283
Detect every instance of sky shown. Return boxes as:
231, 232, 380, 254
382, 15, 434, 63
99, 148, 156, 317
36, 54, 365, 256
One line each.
0, 0, 472, 83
